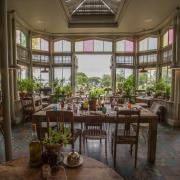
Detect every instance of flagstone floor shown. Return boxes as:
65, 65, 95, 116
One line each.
0, 122, 180, 180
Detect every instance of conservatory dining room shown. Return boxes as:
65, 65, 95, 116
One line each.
1, 0, 180, 179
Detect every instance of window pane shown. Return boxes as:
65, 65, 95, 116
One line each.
139, 39, 148, 51
33, 67, 49, 85
169, 29, 173, 45
163, 31, 168, 47
17, 65, 28, 79
75, 41, 83, 52
125, 40, 134, 52
104, 41, 112, 52
21, 32, 26, 47
32, 38, 40, 50
94, 40, 103, 52
148, 37, 157, 50
138, 68, 156, 90
41, 39, 49, 51
16, 30, 21, 44
62, 40, 71, 52
54, 41, 63, 52
116, 40, 125, 52
83, 40, 93, 52
54, 67, 71, 85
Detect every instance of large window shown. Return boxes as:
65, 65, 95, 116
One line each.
75, 40, 112, 52
162, 66, 172, 86
54, 40, 71, 52
32, 38, 49, 51
163, 29, 173, 47
139, 37, 157, 51
54, 67, 71, 85
16, 30, 27, 47
32, 67, 49, 85
116, 40, 134, 52
138, 68, 157, 90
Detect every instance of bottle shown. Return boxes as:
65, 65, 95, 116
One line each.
128, 102, 132, 109
29, 124, 42, 167
83, 96, 88, 110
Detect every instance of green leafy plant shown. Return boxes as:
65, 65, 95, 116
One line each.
88, 87, 105, 100
122, 75, 135, 99
17, 79, 27, 92
43, 127, 72, 146
17, 78, 37, 94
165, 84, 171, 99
154, 79, 166, 97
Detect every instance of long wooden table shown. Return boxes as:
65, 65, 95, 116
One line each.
32, 104, 158, 164
0, 156, 122, 180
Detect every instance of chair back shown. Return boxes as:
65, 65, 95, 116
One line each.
46, 110, 74, 136
116, 109, 141, 138
21, 97, 34, 112
84, 115, 102, 130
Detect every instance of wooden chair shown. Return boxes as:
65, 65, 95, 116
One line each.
82, 115, 108, 157
45, 111, 82, 153
21, 95, 43, 121
111, 109, 140, 168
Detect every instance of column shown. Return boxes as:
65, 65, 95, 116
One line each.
12, 15, 18, 100
157, 31, 162, 81
134, 37, 138, 90
111, 40, 116, 94
28, 31, 33, 78
49, 37, 53, 90
169, 9, 180, 126
7, 13, 16, 123
0, 0, 13, 160
174, 10, 180, 124
71, 41, 76, 95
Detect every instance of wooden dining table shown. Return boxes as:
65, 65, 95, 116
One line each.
32, 104, 158, 164
0, 156, 122, 180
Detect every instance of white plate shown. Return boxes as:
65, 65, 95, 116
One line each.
63, 155, 84, 168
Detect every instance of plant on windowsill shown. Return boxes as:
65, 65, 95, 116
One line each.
154, 79, 166, 99
18, 78, 37, 98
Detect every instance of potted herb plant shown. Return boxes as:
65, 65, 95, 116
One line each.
17, 79, 27, 98
43, 127, 71, 153
122, 75, 135, 102
88, 88, 104, 111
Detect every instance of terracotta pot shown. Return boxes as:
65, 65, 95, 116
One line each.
89, 99, 97, 111
44, 143, 63, 153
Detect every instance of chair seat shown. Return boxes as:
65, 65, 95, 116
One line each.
112, 129, 137, 144
83, 129, 107, 139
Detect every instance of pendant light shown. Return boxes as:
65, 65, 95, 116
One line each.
139, 67, 148, 73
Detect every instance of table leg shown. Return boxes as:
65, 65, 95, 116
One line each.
147, 118, 158, 163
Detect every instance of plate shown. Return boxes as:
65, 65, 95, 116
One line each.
63, 155, 84, 168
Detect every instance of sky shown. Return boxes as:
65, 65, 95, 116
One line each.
76, 54, 112, 78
